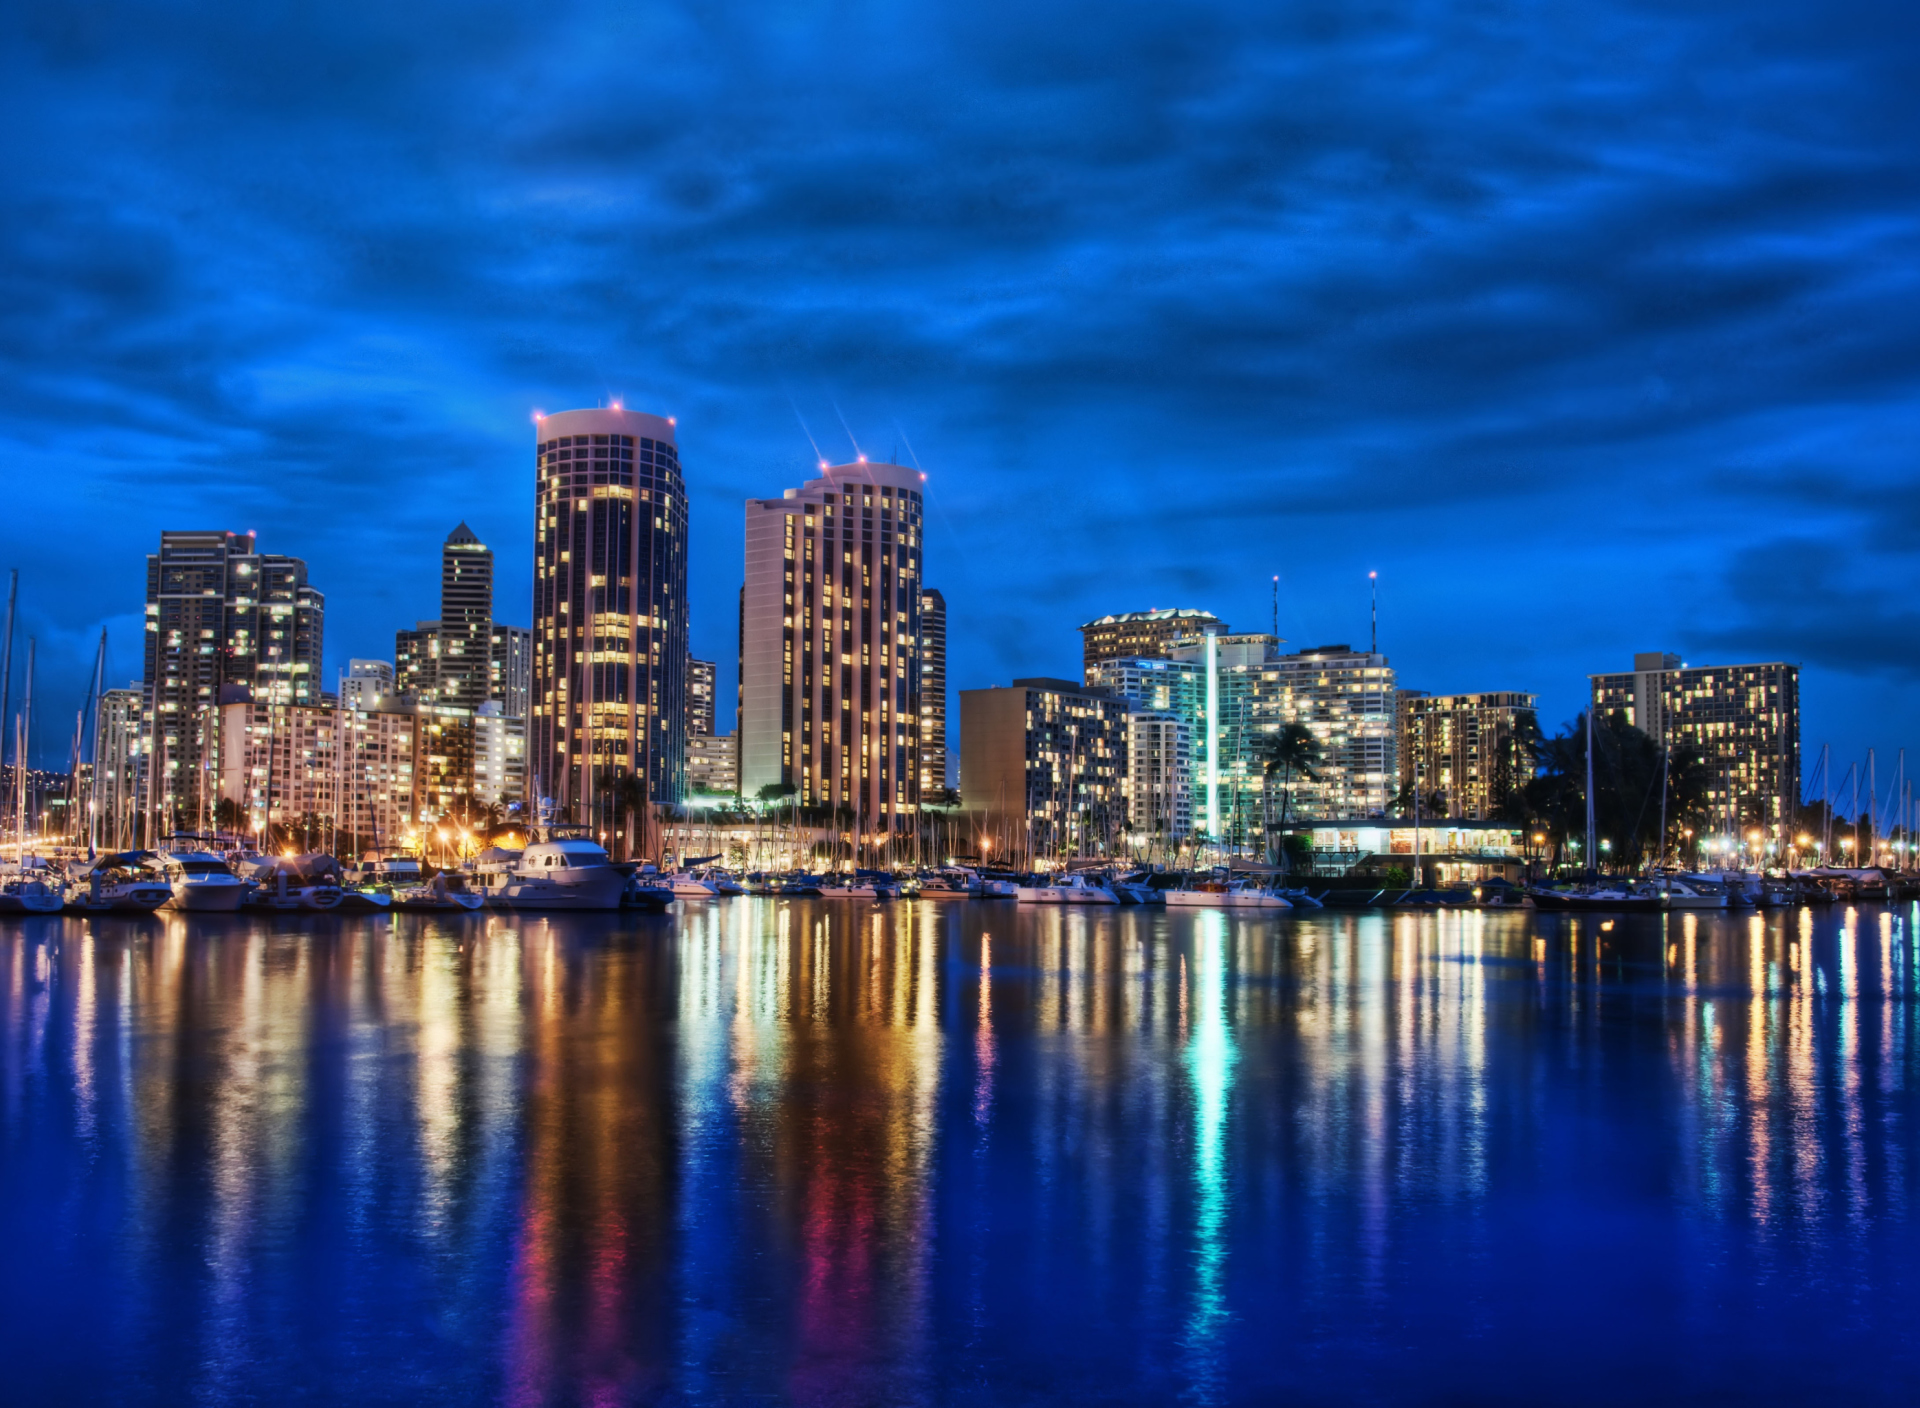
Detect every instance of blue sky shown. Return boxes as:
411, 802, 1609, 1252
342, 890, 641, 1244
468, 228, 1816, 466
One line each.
2, 0, 1917, 778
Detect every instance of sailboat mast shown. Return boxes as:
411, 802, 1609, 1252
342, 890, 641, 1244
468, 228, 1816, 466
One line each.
0, 570, 14, 799
17, 638, 34, 848
1584, 707, 1596, 877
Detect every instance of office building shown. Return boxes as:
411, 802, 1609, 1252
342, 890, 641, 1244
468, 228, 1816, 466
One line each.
395, 524, 503, 710
340, 659, 396, 711
473, 701, 526, 808
93, 687, 144, 849
531, 408, 689, 818
143, 530, 324, 831
1397, 691, 1538, 819
920, 588, 949, 795
740, 458, 926, 828
687, 655, 717, 738
1125, 710, 1192, 842
1590, 652, 1801, 841
959, 678, 1127, 861
490, 624, 533, 722
1079, 608, 1226, 671
686, 733, 739, 797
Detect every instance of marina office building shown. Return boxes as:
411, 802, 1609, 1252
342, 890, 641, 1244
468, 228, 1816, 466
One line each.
530, 407, 689, 819
1590, 652, 1801, 844
739, 458, 933, 832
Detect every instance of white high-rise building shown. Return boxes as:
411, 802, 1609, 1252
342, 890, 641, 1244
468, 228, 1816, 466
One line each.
1124, 710, 1192, 842
740, 458, 927, 830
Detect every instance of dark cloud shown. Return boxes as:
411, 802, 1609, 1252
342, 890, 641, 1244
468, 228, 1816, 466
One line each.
0, 0, 1917, 763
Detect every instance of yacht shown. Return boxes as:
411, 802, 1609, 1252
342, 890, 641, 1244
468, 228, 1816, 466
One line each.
622, 869, 676, 911
778, 873, 826, 897
1166, 876, 1292, 910
240, 855, 344, 912
911, 870, 974, 899
353, 851, 427, 893
483, 835, 631, 911
393, 871, 485, 913
1648, 875, 1728, 910
666, 870, 722, 897
155, 846, 249, 912
63, 853, 175, 915
1112, 871, 1167, 905
1016, 873, 1120, 905
821, 872, 900, 900
0, 860, 64, 916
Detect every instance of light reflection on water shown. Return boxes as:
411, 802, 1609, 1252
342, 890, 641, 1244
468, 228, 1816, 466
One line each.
4, 903, 1920, 1403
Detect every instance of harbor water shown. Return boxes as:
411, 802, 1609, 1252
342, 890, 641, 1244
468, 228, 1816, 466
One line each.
3, 901, 1919, 1404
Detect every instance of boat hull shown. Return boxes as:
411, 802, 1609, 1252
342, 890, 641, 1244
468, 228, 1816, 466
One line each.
1015, 887, 1119, 905
1166, 892, 1292, 910
167, 881, 249, 912
488, 869, 630, 911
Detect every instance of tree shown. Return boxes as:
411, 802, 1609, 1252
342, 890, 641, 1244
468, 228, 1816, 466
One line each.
1256, 723, 1322, 830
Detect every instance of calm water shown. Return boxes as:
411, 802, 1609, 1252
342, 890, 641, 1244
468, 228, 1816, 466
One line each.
3, 901, 1919, 1405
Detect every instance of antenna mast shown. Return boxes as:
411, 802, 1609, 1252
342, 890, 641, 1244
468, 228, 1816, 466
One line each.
1368, 571, 1378, 654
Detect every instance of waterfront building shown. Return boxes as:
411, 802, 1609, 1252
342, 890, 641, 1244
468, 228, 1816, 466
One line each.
1125, 709, 1192, 843
531, 408, 689, 818
959, 678, 1127, 861
1590, 652, 1801, 842
1397, 691, 1538, 819
1259, 643, 1399, 822
1079, 607, 1226, 671
143, 530, 324, 832
472, 701, 525, 809
93, 687, 144, 849
740, 458, 926, 830
920, 588, 949, 796
1287, 818, 1528, 884
687, 656, 717, 738
686, 732, 739, 797
340, 659, 397, 712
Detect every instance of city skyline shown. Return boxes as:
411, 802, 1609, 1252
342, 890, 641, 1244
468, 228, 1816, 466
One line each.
1, 1, 1916, 777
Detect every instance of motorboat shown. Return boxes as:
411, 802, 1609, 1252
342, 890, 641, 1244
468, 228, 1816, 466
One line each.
1526, 886, 1662, 914
621, 867, 675, 911
778, 873, 826, 898
1016, 873, 1120, 905
482, 835, 630, 911
821, 871, 899, 900
1647, 875, 1728, 910
666, 870, 721, 898
352, 851, 427, 894
0, 860, 65, 916
1165, 876, 1292, 910
392, 871, 485, 912
1112, 871, 1167, 905
704, 869, 748, 896
910, 870, 974, 899
239, 854, 345, 912
63, 853, 173, 915
975, 871, 1020, 898
154, 847, 250, 912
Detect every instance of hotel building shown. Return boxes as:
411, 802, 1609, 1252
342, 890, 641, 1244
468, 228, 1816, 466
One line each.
740, 458, 929, 828
216, 694, 419, 842
1590, 652, 1801, 841
1397, 691, 1538, 819
920, 588, 949, 795
142, 530, 324, 830
1079, 607, 1226, 671
1125, 710, 1193, 842
959, 678, 1128, 861
531, 408, 689, 818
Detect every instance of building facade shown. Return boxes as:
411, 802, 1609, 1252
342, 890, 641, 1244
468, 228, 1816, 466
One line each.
1397, 691, 1538, 820
1124, 709, 1192, 843
340, 659, 396, 712
531, 408, 689, 818
1590, 652, 1801, 841
959, 678, 1127, 862
143, 530, 324, 831
686, 732, 739, 797
490, 624, 533, 722
472, 701, 526, 809
217, 695, 420, 843
687, 656, 717, 738
740, 459, 926, 829
920, 587, 949, 796
1079, 608, 1227, 671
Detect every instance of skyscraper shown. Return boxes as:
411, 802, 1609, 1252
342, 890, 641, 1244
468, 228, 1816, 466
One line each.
142, 530, 323, 829
1590, 653, 1800, 842
1079, 608, 1226, 671
395, 523, 496, 709
919, 587, 949, 796
740, 458, 925, 828
531, 408, 689, 818
489, 624, 532, 720
687, 656, 717, 738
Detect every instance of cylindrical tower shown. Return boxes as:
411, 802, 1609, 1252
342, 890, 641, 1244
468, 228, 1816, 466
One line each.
530, 408, 688, 829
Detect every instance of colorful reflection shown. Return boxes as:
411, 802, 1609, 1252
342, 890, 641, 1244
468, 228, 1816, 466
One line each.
4, 903, 1920, 1403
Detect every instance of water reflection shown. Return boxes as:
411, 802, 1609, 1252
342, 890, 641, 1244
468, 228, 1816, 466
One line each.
4, 903, 1920, 1403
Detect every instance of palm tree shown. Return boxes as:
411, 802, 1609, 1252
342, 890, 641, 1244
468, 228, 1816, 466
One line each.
1256, 723, 1322, 834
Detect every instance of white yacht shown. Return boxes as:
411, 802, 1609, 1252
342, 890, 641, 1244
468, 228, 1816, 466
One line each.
1016, 873, 1120, 905
155, 848, 249, 912
484, 836, 630, 911
1651, 876, 1728, 910
1166, 877, 1293, 910
666, 871, 721, 897
0, 860, 64, 916
63, 854, 173, 915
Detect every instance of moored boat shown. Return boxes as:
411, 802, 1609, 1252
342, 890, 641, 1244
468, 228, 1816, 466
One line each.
1016, 873, 1120, 905
63, 853, 173, 914
155, 845, 249, 912
1165, 876, 1292, 910
482, 834, 630, 911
